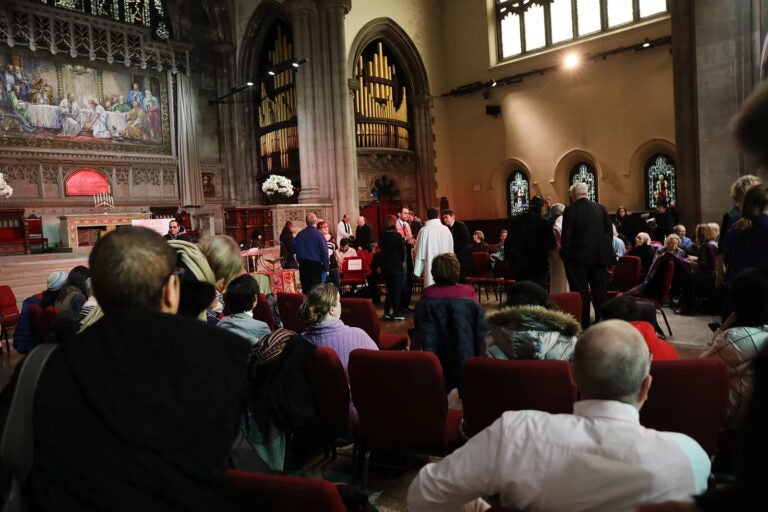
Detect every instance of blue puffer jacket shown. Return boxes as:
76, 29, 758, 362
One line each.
414, 298, 489, 393
13, 295, 41, 354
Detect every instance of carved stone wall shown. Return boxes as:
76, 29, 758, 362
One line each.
356, 148, 418, 208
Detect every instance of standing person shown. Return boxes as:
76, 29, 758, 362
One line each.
560, 182, 616, 328
279, 220, 297, 269
293, 213, 329, 292
715, 175, 762, 288
413, 208, 454, 288
441, 209, 473, 282
396, 206, 416, 311
722, 184, 768, 284
317, 219, 339, 288
336, 214, 354, 246
379, 215, 406, 321
407, 320, 710, 512
505, 195, 555, 288
410, 212, 424, 238
354, 215, 375, 251
549, 203, 569, 293
0, 226, 249, 510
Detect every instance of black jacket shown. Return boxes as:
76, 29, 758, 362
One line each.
448, 220, 473, 278
561, 197, 615, 267
0, 309, 249, 511
378, 229, 406, 276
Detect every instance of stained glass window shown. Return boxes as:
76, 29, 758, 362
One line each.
35, 0, 172, 40
569, 163, 598, 202
496, 0, 669, 61
507, 170, 530, 217
644, 153, 676, 209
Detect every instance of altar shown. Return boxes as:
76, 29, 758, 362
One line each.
59, 213, 151, 251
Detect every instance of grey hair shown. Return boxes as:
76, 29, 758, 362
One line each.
570, 182, 588, 197
550, 203, 565, 218
636, 232, 651, 244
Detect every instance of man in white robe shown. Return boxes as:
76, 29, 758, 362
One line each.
414, 208, 454, 288
58, 93, 82, 137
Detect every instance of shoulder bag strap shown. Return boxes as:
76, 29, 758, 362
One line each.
1, 343, 58, 482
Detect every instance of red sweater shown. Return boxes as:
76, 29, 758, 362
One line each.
630, 320, 680, 360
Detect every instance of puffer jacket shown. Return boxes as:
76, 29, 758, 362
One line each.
485, 305, 581, 361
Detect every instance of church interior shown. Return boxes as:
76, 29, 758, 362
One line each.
0, 0, 766, 510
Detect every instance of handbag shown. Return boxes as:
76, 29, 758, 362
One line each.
0, 344, 58, 512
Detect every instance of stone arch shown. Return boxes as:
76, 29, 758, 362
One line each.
553, 149, 600, 201
348, 18, 435, 214
235, 1, 291, 200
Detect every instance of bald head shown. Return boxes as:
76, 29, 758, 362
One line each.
569, 182, 588, 201
573, 320, 650, 405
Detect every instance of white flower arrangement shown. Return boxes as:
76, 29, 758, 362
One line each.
261, 174, 294, 198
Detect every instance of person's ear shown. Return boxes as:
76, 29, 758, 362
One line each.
161, 273, 180, 314
636, 374, 653, 410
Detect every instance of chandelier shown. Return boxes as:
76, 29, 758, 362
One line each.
498, 0, 555, 16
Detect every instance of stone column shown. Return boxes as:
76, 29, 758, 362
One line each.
411, 94, 437, 214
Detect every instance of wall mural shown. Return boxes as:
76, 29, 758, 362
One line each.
0, 48, 170, 154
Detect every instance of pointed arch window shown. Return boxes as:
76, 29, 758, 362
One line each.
645, 153, 676, 209
507, 170, 530, 217
33, 0, 172, 40
569, 162, 598, 202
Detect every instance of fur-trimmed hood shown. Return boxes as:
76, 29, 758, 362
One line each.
486, 305, 581, 337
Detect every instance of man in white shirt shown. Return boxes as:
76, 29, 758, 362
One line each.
337, 213, 353, 246
414, 208, 454, 288
407, 319, 711, 512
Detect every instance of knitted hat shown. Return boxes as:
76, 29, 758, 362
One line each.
47, 271, 67, 292
505, 280, 551, 308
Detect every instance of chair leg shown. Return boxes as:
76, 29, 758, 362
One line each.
658, 307, 673, 337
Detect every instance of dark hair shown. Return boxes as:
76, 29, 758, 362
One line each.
505, 281, 554, 309
397, 205, 409, 215
250, 228, 264, 240
66, 265, 90, 295
431, 253, 461, 285
89, 226, 176, 314
736, 185, 768, 230
600, 295, 642, 322
528, 195, 545, 213
441, 209, 454, 216
383, 214, 397, 231
340, 237, 351, 246
224, 274, 260, 314
731, 267, 768, 327
281, 221, 293, 234
426, 208, 440, 220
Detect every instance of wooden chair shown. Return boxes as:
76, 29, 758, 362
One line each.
24, 214, 48, 254
461, 357, 577, 438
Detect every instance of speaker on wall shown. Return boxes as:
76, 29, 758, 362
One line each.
486, 105, 501, 117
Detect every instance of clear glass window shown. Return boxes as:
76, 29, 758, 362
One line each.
639, 0, 668, 18
500, 12, 522, 58
576, 0, 602, 36
524, 4, 546, 51
550, 0, 574, 44
607, 0, 633, 28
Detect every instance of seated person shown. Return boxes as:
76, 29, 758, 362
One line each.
600, 294, 679, 360
673, 224, 694, 250
40, 270, 66, 308
629, 234, 693, 307
631, 231, 656, 279
407, 320, 710, 512
335, 237, 358, 269
684, 223, 721, 314
612, 224, 627, 260
218, 274, 270, 343
298, 283, 378, 423
241, 228, 265, 250
420, 253, 478, 302
489, 229, 507, 269
485, 280, 579, 361
469, 230, 490, 253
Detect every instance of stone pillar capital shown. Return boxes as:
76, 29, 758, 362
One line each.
284, 0, 317, 16
319, 0, 351, 14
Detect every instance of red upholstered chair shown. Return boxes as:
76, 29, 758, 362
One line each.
42, 306, 60, 342
252, 292, 275, 331
461, 357, 577, 438
640, 358, 730, 457
466, 252, 497, 301
28, 302, 47, 345
339, 257, 366, 294
305, 347, 352, 458
348, 349, 463, 489
607, 255, 642, 298
229, 470, 347, 512
23, 215, 48, 254
339, 298, 408, 350
549, 292, 583, 324
276, 292, 307, 334
0, 285, 20, 355
356, 249, 374, 273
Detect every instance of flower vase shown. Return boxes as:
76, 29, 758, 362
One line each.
265, 194, 288, 205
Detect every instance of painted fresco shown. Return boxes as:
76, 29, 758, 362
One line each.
0, 48, 170, 154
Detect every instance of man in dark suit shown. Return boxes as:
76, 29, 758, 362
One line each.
560, 182, 616, 328
354, 215, 376, 251
441, 209, 473, 282
505, 195, 556, 288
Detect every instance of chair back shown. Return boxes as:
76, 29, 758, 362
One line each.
275, 292, 307, 333
640, 358, 730, 456
0, 285, 20, 328
229, 470, 347, 512
461, 357, 577, 437
339, 298, 380, 342
356, 249, 374, 272
469, 252, 491, 277
612, 255, 642, 291
252, 292, 275, 331
549, 292, 582, 322
349, 349, 455, 450
28, 303, 47, 344
305, 347, 351, 437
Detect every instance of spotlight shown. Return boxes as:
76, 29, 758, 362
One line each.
642, 38, 651, 48
491, 79, 497, 87
267, 70, 276, 76
246, 81, 254, 87
563, 54, 579, 69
